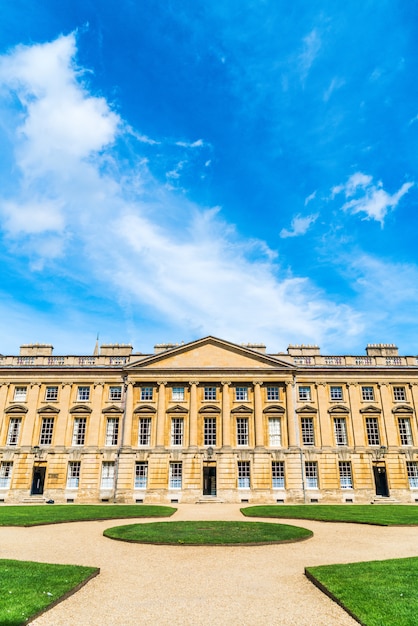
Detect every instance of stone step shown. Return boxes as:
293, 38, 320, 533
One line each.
196, 497, 225, 504
22, 497, 46, 503
371, 496, 399, 504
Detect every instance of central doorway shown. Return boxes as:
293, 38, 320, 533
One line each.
373, 464, 389, 497
203, 465, 216, 496
31, 466, 46, 495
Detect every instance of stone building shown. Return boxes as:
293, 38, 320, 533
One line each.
1, 336, 418, 504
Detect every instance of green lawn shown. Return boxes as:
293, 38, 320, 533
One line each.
103, 520, 312, 545
0, 559, 98, 626
306, 557, 418, 626
0, 504, 176, 526
241, 504, 418, 526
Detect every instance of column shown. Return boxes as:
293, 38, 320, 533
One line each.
253, 381, 264, 448
285, 379, 298, 447
156, 381, 167, 448
188, 381, 198, 448
122, 381, 134, 447
221, 381, 231, 448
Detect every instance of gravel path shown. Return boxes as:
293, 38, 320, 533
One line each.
1, 504, 418, 625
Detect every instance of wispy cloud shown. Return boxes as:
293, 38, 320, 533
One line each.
0, 33, 362, 351
280, 213, 318, 238
332, 172, 413, 225
298, 28, 321, 82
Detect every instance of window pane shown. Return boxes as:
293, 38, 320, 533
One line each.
72, 418, 86, 446
204, 418, 217, 446
7, 418, 21, 446
172, 387, 185, 401
141, 387, 153, 401
407, 462, 418, 489
267, 387, 279, 401
45, 386, 58, 401
169, 462, 182, 489
301, 417, 314, 445
339, 461, 353, 489
305, 462, 318, 489
268, 418, 281, 447
109, 386, 122, 401
366, 417, 380, 446
67, 461, 80, 489
171, 418, 184, 446
298, 386, 311, 401
398, 418, 413, 446
135, 462, 148, 489
236, 418, 248, 446
40, 418, 54, 445
14, 387, 27, 402
330, 386, 343, 401
272, 461, 285, 489
138, 418, 151, 446
238, 461, 250, 488
393, 387, 406, 401
334, 418, 348, 446
361, 386, 374, 401
77, 386, 90, 401
101, 462, 115, 489
235, 387, 248, 401
0, 462, 13, 488
105, 418, 119, 446
204, 387, 217, 401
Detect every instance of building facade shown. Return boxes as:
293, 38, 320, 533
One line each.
1, 336, 418, 504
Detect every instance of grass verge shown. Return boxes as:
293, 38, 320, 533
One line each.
241, 504, 418, 526
0, 559, 98, 626
0, 504, 176, 526
306, 557, 418, 626
103, 520, 312, 545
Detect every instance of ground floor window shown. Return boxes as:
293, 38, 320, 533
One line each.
135, 462, 148, 489
0, 461, 13, 489
272, 461, 285, 489
406, 461, 418, 489
305, 461, 318, 489
67, 461, 81, 489
238, 460, 250, 489
169, 462, 182, 489
101, 461, 115, 489
339, 461, 353, 489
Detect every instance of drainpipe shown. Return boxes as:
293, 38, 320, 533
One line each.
113, 376, 128, 503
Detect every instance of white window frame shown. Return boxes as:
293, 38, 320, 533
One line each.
0, 461, 13, 489
268, 418, 281, 447
101, 461, 115, 489
272, 461, 285, 489
67, 461, 81, 489
407, 461, 418, 489
301, 417, 315, 446
266, 386, 280, 401
330, 386, 343, 401
398, 417, 413, 446
172, 387, 185, 401
298, 386, 311, 401
334, 417, 348, 446
13, 386, 27, 402
204, 417, 217, 446
393, 386, 406, 402
109, 386, 122, 401
39, 417, 54, 445
339, 461, 353, 489
135, 462, 148, 489
7, 418, 21, 446
138, 417, 151, 446
236, 418, 249, 446
204, 387, 217, 401
235, 387, 248, 402
141, 387, 153, 401
105, 418, 119, 446
169, 462, 182, 489
72, 417, 87, 446
45, 386, 58, 402
305, 461, 318, 489
361, 386, 375, 401
238, 461, 250, 489
77, 386, 90, 402
171, 418, 184, 447
365, 417, 380, 446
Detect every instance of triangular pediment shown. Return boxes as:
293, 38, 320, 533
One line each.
37, 405, 60, 414
231, 404, 253, 414
69, 404, 93, 414
296, 405, 318, 414
102, 405, 123, 414
125, 336, 292, 371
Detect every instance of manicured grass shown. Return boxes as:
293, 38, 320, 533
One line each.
306, 557, 418, 626
0, 559, 98, 626
0, 504, 176, 526
241, 504, 418, 526
103, 520, 312, 545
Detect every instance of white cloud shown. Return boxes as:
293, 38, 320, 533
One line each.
304, 190, 317, 206
0, 33, 363, 352
333, 172, 413, 225
298, 29, 321, 82
175, 139, 205, 148
280, 213, 318, 238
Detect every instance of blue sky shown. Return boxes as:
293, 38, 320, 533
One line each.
1, 1, 418, 355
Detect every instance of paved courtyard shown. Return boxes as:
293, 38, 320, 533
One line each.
1, 504, 418, 625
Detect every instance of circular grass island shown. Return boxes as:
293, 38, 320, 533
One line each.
103, 520, 312, 545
